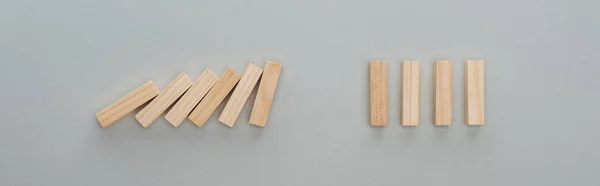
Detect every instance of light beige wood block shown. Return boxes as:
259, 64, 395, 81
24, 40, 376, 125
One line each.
96, 81, 160, 128
434, 60, 453, 126
219, 63, 263, 127
370, 61, 388, 126
249, 61, 283, 127
465, 60, 485, 125
401, 61, 420, 126
164, 69, 219, 127
135, 73, 193, 128
189, 68, 241, 127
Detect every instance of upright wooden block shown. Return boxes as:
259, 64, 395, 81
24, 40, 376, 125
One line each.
96, 81, 160, 128
164, 69, 219, 127
465, 60, 485, 125
219, 63, 263, 127
135, 73, 193, 128
249, 61, 283, 127
401, 61, 420, 126
189, 68, 241, 127
434, 60, 453, 126
370, 61, 388, 126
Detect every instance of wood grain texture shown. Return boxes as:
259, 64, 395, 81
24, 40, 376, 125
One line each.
370, 61, 388, 126
188, 68, 241, 127
218, 63, 263, 127
465, 60, 485, 125
135, 73, 193, 128
249, 61, 283, 127
164, 69, 219, 127
96, 81, 159, 128
402, 61, 420, 126
434, 60, 453, 126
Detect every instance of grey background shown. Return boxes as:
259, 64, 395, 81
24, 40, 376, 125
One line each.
1, 0, 599, 185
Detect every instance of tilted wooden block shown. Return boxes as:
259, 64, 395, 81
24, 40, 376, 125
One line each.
402, 61, 420, 126
164, 69, 219, 127
135, 73, 193, 128
465, 60, 485, 125
96, 81, 160, 128
434, 60, 453, 126
219, 63, 263, 127
189, 68, 241, 127
370, 61, 388, 126
249, 61, 283, 127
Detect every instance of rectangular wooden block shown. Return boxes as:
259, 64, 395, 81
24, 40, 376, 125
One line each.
96, 81, 160, 128
370, 61, 388, 126
249, 61, 283, 127
135, 73, 193, 128
465, 60, 485, 125
434, 60, 453, 126
164, 69, 219, 127
219, 63, 263, 127
402, 61, 420, 126
189, 68, 241, 127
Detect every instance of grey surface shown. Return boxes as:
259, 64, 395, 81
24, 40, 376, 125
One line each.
1, 0, 599, 185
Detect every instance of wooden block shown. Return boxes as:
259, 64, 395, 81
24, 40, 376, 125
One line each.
219, 63, 263, 127
434, 60, 453, 126
465, 60, 485, 125
135, 73, 193, 128
164, 69, 219, 127
96, 81, 160, 128
188, 68, 241, 127
401, 61, 420, 126
249, 61, 283, 127
370, 61, 388, 126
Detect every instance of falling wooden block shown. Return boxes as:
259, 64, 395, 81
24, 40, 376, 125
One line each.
434, 60, 453, 126
96, 81, 160, 128
164, 69, 219, 127
249, 61, 283, 127
135, 73, 193, 128
401, 61, 420, 126
465, 60, 485, 125
219, 63, 263, 127
189, 68, 241, 127
370, 61, 388, 126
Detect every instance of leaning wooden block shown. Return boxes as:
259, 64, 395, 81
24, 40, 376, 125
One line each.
465, 60, 485, 125
370, 61, 388, 126
219, 63, 263, 127
189, 68, 241, 127
434, 60, 453, 126
249, 61, 283, 127
96, 81, 160, 128
401, 61, 420, 126
135, 73, 193, 128
164, 69, 219, 127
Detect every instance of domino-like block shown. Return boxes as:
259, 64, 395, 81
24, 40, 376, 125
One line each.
249, 61, 283, 127
135, 73, 193, 128
96, 81, 160, 128
164, 69, 219, 127
370, 61, 388, 126
465, 60, 485, 125
219, 63, 263, 127
434, 60, 453, 126
189, 68, 241, 127
402, 61, 420, 126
